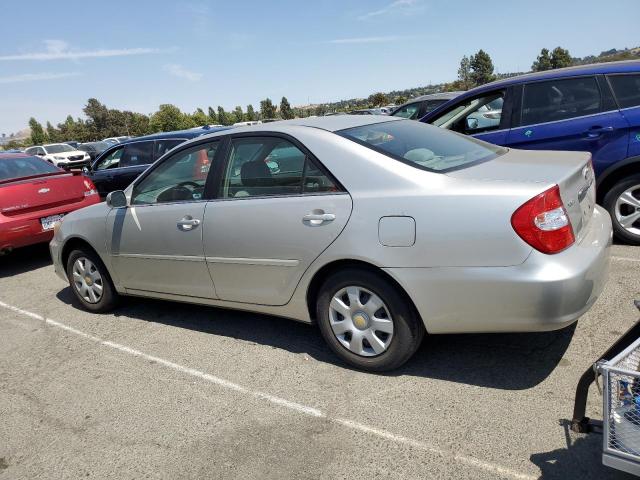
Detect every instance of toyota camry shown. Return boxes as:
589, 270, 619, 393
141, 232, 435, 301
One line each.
49, 116, 611, 371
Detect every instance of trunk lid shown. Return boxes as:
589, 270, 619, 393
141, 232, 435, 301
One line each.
447, 148, 596, 239
0, 173, 87, 216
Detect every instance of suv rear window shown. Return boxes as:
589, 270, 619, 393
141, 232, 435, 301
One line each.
339, 120, 506, 172
608, 74, 640, 109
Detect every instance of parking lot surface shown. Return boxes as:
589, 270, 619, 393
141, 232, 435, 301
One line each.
1, 244, 639, 479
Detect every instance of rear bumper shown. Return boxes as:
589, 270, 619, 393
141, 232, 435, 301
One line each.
385, 205, 612, 334
0, 195, 99, 253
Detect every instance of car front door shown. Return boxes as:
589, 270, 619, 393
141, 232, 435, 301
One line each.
107, 141, 221, 298
427, 88, 513, 145
506, 75, 629, 176
202, 134, 352, 306
608, 73, 640, 159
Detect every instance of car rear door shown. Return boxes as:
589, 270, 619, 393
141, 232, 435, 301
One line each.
506, 75, 629, 176
607, 73, 640, 159
202, 134, 352, 306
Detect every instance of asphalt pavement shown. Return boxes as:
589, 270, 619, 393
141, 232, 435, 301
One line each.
1, 243, 639, 479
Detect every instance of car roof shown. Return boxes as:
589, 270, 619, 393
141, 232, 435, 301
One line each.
118, 126, 231, 144
476, 59, 640, 91
411, 91, 465, 102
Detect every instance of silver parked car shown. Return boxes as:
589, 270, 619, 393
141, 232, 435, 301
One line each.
50, 116, 612, 371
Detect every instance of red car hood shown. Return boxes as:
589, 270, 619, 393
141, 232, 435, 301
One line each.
0, 172, 89, 216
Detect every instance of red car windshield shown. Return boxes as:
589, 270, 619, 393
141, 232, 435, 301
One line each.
0, 156, 61, 182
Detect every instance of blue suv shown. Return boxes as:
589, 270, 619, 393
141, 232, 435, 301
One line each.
421, 61, 640, 245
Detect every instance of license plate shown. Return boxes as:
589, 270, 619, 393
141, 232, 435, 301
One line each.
40, 214, 64, 231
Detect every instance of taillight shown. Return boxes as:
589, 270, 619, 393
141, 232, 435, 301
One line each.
83, 178, 98, 197
511, 185, 575, 254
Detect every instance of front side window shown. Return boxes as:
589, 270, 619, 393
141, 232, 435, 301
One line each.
422, 99, 449, 114
392, 102, 421, 119
120, 141, 153, 168
131, 142, 219, 205
521, 76, 601, 125
95, 146, 124, 170
608, 74, 640, 109
430, 92, 504, 134
340, 120, 506, 172
221, 137, 336, 198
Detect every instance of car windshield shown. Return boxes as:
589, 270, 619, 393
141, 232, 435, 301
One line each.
339, 120, 506, 172
45, 144, 75, 154
0, 156, 60, 181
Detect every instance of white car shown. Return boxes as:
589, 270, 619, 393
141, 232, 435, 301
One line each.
25, 144, 91, 168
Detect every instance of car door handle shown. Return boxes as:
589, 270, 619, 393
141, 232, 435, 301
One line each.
585, 126, 614, 138
177, 216, 201, 231
303, 212, 335, 226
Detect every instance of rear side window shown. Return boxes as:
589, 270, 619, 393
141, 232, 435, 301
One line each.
121, 141, 153, 167
521, 76, 601, 125
392, 102, 421, 119
155, 139, 186, 159
340, 120, 506, 172
608, 74, 640, 109
0, 156, 60, 181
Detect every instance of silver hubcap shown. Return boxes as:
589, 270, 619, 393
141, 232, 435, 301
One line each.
615, 184, 640, 236
72, 257, 103, 304
329, 286, 394, 357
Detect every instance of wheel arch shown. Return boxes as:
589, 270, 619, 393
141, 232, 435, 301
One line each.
596, 156, 640, 203
60, 236, 103, 274
305, 259, 424, 330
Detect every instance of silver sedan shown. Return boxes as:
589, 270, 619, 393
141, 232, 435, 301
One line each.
50, 116, 612, 371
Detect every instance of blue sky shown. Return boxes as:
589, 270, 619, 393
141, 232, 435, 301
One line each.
1, 0, 638, 134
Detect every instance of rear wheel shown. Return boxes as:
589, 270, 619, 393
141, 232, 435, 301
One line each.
603, 174, 640, 245
66, 249, 119, 312
316, 268, 425, 371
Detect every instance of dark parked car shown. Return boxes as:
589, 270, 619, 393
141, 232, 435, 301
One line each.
77, 141, 111, 162
391, 92, 464, 120
85, 127, 229, 197
421, 60, 640, 245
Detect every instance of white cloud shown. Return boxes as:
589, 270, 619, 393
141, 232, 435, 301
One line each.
358, 0, 423, 20
0, 40, 174, 61
163, 64, 203, 82
0, 72, 81, 84
324, 35, 414, 45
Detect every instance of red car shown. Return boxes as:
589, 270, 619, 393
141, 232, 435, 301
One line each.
0, 153, 100, 254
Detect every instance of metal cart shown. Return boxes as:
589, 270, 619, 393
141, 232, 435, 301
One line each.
571, 300, 640, 476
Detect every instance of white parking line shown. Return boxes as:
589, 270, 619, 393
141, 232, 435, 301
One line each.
612, 256, 640, 263
0, 300, 536, 480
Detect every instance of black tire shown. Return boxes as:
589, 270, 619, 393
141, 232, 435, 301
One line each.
66, 248, 119, 312
316, 268, 425, 372
603, 174, 640, 245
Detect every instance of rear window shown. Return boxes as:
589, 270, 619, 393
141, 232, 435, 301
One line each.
339, 120, 506, 172
0, 156, 60, 181
608, 74, 640, 109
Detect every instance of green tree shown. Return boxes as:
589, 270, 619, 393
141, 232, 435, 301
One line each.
207, 106, 217, 124
150, 104, 191, 132
46, 121, 60, 142
457, 55, 473, 89
314, 104, 327, 116
470, 49, 495, 86
280, 97, 294, 119
28, 118, 47, 145
260, 98, 276, 119
83, 98, 110, 138
532, 48, 553, 72
217, 106, 231, 125
368, 92, 388, 107
395, 96, 407, 105
191, 108, 209, 126
233, 106, 244, 123
246, 104, 256, 121
551, 47, 573, 69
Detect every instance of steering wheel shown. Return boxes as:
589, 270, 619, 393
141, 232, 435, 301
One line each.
176, 181, 200, 190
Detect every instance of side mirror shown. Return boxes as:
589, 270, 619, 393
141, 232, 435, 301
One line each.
106, 190, 127, 208
465, 117, 479, 130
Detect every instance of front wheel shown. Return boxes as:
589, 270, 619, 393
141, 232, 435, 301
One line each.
316, 268, 425, 372
66, 249, 119, 312
603, 174, 640, 245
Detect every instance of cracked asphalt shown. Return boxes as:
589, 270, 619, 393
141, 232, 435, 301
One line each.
1, 243, 639, 479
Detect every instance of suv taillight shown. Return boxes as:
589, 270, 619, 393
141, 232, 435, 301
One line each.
511, 185, 575, 254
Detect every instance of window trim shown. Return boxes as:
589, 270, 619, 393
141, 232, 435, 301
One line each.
210, 131, 346, 201
516, 74, 605, 128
